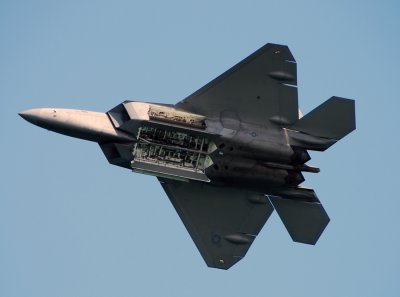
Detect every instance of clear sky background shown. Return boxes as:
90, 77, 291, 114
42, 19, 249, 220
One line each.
1, 1, 400, 296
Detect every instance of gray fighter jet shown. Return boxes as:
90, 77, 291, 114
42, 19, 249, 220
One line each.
19, 43, 355, 269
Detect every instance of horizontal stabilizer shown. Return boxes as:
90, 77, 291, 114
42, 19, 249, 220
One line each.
291, 96, 355, 140
268, 194, 330, 245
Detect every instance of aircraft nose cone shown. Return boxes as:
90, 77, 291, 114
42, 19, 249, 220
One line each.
19, 109, 42, 125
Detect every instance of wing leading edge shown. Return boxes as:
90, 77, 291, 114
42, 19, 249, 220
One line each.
159, 179, 274, 269
176, 43, 299, 126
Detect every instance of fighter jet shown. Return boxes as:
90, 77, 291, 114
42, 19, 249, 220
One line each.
19, 43, 355, 269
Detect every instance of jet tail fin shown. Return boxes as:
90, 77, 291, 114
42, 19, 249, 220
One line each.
291, 96, 355, 140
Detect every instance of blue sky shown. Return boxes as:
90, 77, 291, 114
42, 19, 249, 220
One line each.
1, 1, 400, 296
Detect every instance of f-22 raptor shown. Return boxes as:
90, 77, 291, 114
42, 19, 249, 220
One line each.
20, 43, 355, 269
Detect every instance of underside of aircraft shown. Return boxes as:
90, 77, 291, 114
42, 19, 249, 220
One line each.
20, 43, 356, 269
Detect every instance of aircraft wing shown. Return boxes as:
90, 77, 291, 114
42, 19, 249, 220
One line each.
159, 178, 274, 269
176, 43, 299, 126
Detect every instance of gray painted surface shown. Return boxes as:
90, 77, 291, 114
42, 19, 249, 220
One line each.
19, 43, 355, 270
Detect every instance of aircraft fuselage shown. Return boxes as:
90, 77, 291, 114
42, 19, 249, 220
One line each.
19, 43, 355, 269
